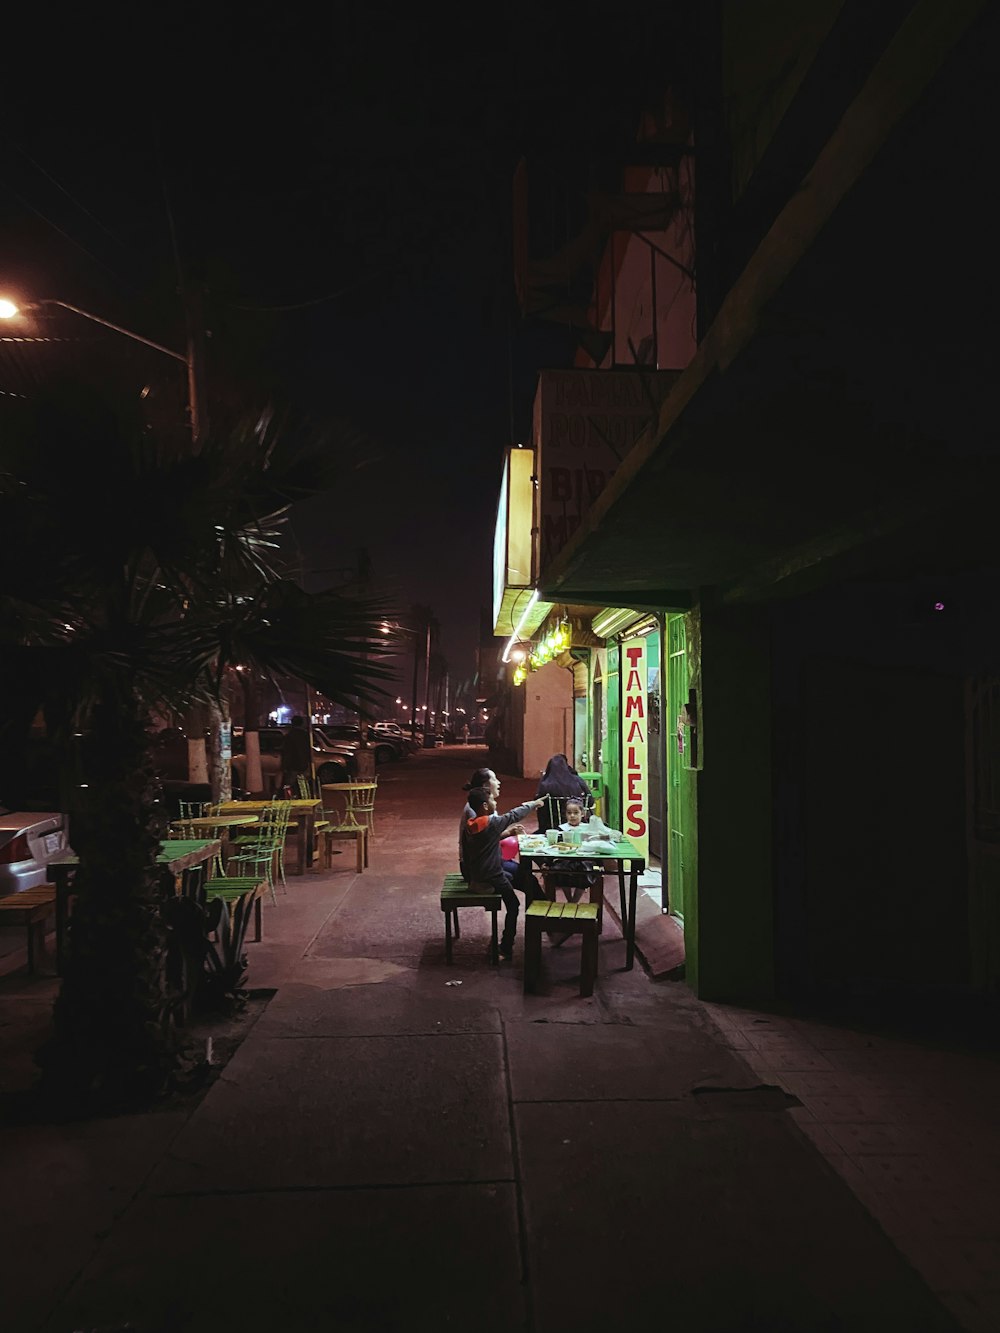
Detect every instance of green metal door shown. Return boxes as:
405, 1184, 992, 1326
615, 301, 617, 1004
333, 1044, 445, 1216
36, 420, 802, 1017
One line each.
605, 648, 621, 831
666, 614, 689, 921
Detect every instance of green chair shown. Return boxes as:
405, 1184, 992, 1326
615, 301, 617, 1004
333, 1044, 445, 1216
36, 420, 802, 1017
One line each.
228, 801, 291, 901
179, 800, 210, 820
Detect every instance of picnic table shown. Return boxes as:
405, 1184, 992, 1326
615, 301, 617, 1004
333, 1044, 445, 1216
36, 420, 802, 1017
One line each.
47, 838, 222, 974
517, 834, 646, 971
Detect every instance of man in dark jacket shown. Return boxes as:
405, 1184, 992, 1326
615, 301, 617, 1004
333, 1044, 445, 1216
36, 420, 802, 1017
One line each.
461, 786, 544, 959
280, 716, 312, 791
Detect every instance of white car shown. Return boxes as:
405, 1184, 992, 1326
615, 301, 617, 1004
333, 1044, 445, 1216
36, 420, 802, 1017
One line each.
0, 810, 71, 893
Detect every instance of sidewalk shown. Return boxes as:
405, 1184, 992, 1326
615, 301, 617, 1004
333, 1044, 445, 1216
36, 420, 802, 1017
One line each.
0, 747, 996, 1331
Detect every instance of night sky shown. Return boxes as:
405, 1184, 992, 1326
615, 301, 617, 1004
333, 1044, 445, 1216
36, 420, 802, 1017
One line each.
1, 5, 690, 683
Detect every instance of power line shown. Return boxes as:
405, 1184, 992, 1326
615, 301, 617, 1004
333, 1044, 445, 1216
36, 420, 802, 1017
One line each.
227, 279, 371, 313
0, 182, 132, 289
11, 141, 129, 250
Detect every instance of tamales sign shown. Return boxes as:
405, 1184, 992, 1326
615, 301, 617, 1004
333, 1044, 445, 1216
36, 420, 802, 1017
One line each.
621, 636, 649, 859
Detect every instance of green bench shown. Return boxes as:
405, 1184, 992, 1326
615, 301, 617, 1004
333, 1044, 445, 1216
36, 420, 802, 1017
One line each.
440, 873, 500, 965
523, 900, 599, 997
0, 885, 57, 973
204, 877, 266, 942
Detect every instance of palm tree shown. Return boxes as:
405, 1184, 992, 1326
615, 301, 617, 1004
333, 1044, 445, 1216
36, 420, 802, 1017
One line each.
0, 378, 394, 1114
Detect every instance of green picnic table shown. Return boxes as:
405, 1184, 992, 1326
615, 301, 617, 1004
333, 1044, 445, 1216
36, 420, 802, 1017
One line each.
47, 838, 222, 974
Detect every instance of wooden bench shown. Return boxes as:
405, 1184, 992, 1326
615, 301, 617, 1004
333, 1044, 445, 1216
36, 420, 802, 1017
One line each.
440, 873, 500, 966
0, 885, 57, 973
523, 900, 599, 997
204, 877, 267, 942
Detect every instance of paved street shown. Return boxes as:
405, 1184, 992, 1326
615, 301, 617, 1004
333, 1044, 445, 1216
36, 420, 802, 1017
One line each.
1, 746, 997, 1331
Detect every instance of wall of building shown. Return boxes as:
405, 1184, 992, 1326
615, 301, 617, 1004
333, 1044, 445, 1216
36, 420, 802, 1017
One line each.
689, 595, 774, 1000
521, 661, 575, 781
723, 0, 844, 202
770, 576, 981, 1000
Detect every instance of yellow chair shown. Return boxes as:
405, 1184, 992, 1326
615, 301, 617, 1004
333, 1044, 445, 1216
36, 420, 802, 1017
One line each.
318, 784, 373, 873
352, 779, 377, 841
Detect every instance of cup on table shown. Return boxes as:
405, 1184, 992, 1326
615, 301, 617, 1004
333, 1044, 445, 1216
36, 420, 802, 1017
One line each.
545, 828, 560, 845
565, 828, 582, 847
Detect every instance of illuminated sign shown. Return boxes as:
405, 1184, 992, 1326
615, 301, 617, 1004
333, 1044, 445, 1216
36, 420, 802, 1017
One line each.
534, 370, 677, 571
621, 635, 648, 858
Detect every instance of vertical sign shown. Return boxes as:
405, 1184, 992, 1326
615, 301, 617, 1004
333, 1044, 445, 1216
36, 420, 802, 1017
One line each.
621, 635, 649, 858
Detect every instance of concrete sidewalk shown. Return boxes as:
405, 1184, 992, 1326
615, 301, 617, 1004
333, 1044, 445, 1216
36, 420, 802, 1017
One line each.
0, 747, 995, 1331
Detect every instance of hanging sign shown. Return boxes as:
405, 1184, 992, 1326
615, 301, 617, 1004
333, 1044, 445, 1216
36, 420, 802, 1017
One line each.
621, 635, 649, 859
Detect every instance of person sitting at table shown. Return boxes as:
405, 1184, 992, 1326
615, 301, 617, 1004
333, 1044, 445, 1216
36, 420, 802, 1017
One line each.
546, 799, 604, 904
458, 767, 500, 878
535, 754, 593, 833
459, 767, 539, 904
461, 786, 544, 960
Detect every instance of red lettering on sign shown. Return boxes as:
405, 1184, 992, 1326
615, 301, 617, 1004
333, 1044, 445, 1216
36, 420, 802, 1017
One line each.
627, 772, 643, 800
626, 804, 647, 836
626, 720, 644, 744
626, 646, 643, 668
626, 745, 639, 770
625, 669, 641, 691
624, 694, 644, 720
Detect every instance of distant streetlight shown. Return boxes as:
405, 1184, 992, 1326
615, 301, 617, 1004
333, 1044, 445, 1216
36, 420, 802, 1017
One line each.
0, 295, 203, 443
381, 618, 432, 741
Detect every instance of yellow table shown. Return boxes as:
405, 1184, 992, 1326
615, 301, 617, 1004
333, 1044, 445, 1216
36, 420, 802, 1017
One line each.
169, 815, 260, 832
214, 799, 321, 875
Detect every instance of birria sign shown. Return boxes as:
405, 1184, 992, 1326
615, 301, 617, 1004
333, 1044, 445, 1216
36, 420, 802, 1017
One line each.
621, 635, 649, 860
533, 368, 677, 571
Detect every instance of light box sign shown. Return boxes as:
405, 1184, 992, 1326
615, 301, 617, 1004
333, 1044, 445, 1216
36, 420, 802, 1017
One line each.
621, 635, 649, 859
533, 368, 677, 571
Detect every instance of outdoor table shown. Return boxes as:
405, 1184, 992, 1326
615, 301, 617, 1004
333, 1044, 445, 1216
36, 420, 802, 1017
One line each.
168, 815, 260, 831
169, 814, 261, 865
518, 834, 646, 971
213, 799, 321, 875
48, 838, 223, 974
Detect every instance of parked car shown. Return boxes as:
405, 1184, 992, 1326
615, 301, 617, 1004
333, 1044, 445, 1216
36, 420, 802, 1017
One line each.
315, 723, 405, 766
0, 809, 71, 894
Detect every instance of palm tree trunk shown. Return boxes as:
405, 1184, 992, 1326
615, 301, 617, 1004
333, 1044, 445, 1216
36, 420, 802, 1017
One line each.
38, 691, 181, 1113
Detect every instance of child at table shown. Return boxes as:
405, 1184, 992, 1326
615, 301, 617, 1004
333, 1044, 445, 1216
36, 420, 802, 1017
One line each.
546, 800, 604, 904
461, 787, 545, 959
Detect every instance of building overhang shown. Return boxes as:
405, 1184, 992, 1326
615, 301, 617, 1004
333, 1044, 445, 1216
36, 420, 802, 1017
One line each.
537, 0, 993, 607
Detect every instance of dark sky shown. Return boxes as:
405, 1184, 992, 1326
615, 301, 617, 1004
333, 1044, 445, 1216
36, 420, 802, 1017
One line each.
1, 4, 691, 684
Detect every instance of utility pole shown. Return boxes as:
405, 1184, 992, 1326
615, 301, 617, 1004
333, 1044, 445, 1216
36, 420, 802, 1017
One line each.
182, 280, 208, 449
410, 638, 420, 742
423, 619, 432, 734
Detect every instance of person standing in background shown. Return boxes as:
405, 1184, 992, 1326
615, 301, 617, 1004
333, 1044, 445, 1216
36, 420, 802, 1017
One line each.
280, 715, 312, 792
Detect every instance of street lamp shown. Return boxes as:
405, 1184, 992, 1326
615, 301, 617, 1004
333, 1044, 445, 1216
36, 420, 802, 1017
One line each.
0, 296, 203, 444
380, 618, 432, 742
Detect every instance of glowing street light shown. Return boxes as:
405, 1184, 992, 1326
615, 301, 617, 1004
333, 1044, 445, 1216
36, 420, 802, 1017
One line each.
0, 294, 203, 443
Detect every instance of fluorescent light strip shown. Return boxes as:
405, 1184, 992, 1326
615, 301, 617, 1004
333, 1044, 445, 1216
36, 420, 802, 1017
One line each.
502, 589, 539, 663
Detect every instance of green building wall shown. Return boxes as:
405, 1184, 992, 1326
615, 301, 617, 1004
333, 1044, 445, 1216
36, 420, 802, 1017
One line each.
688, 595, 774, 1000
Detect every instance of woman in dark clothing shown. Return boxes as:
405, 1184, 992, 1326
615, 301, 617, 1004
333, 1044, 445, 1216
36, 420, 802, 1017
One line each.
534, 754, 592, 833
